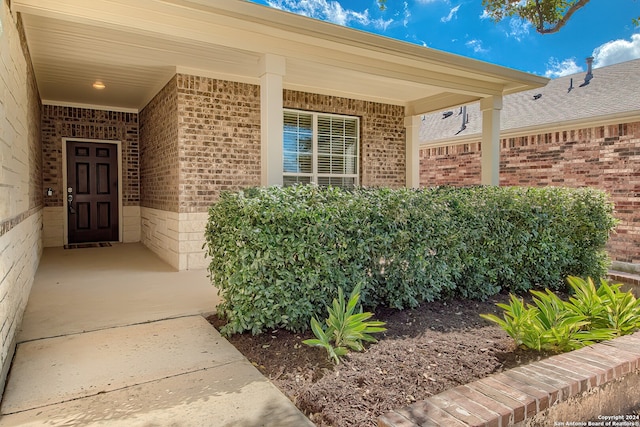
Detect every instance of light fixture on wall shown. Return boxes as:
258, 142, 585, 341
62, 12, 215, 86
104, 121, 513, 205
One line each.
92, 81, 106, 90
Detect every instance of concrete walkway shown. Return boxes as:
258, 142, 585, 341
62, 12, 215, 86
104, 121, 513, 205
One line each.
0, 243, 313, 426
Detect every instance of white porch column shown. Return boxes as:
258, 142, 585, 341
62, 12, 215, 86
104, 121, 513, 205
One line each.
480, 95, 503, 186
404, 115, 421, 188
259, 54, 286, 186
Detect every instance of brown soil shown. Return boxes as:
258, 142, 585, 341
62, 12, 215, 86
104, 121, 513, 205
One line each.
207, 293, 553, 427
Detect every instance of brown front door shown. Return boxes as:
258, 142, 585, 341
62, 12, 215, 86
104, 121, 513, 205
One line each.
66, 141, 119, 243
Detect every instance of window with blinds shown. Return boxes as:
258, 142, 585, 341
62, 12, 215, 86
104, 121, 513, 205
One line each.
283, 110, 359, 188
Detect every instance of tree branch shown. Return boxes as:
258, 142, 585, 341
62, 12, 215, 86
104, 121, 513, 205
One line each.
534, 0, 545, 33
537, 0, 590, 34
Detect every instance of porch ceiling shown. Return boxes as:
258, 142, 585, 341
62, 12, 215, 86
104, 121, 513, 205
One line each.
13, 0, 548, 114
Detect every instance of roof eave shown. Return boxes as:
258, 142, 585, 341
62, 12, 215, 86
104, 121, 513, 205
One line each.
13, 0, 549, 111
200, 0, 550, 93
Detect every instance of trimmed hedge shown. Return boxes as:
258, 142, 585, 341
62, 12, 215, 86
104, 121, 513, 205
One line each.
204, 185, 617, 336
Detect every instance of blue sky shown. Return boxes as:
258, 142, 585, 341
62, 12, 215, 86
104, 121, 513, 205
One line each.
251, 0, 640, 78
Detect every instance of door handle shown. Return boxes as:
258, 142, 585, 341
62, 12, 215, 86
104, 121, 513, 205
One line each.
67, 194, 76, 214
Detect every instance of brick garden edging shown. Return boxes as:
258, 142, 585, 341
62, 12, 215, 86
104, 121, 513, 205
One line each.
609, 271, 640, 288
378, 332, 640, 426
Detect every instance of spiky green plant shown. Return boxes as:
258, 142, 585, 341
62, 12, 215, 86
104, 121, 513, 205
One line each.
303, 284, 386, 364
481, 276, 640, 353
569, 276, 640, 336
480, 294, 541, 349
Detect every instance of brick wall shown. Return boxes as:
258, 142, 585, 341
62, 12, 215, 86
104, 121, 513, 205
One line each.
420, 142, 482, 186
0, 1, 43, 400
41, 106, 139, 207
138, 75, 407, 268
139, 74, 261, 268
284, 90, 406, 188
419, 121, 640, 264
139, 78, 407, 214
177, 74, 261, 213
140, 76, 179, 212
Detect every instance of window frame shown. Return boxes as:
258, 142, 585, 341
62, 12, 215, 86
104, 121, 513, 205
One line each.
283, 109, 360, 188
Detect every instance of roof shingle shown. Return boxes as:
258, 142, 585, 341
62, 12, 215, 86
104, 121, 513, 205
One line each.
420, 58, 640, 144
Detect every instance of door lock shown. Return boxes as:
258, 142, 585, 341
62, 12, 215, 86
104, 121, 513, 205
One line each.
67, 191, 75, 214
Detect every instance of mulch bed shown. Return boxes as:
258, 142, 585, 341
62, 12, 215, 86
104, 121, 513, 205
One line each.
207, 293, 553, 427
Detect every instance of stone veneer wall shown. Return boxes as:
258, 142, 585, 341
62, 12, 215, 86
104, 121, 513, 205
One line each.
139, 76, 183, 269
284, 90, 406, 188
140, 74, 262, 269
139, 76, 179, 268
176, 75, 261, 269
40, 105, 140, 246
0, 1, 43, 400
420, 122, 640, 265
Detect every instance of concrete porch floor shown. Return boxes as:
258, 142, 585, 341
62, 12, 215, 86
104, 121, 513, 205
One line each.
0, 243, 313, 426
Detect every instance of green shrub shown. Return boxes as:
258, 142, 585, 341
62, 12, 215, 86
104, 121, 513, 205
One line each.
303, 283, 386, 364
204, 185, 370, 335
205, 185, 617, 336
481, 277, 640, 352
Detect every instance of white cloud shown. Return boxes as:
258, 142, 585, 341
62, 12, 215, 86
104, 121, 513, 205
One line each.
592, 33, 640, 68
402, 1, 410, 27
372, 17, 394, 31
415, 0, 443, 4
479, 9, 491, 20
440, 5, 461, 23
408, 34, 429, 47
466, 39, 488, 54
507, 18, 530, 41
542, 34, 640, 78
544, 57, 583, 78
266, 0, 392, 30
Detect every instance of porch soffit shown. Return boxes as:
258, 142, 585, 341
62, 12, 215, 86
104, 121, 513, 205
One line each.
13, 0, 548, 113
